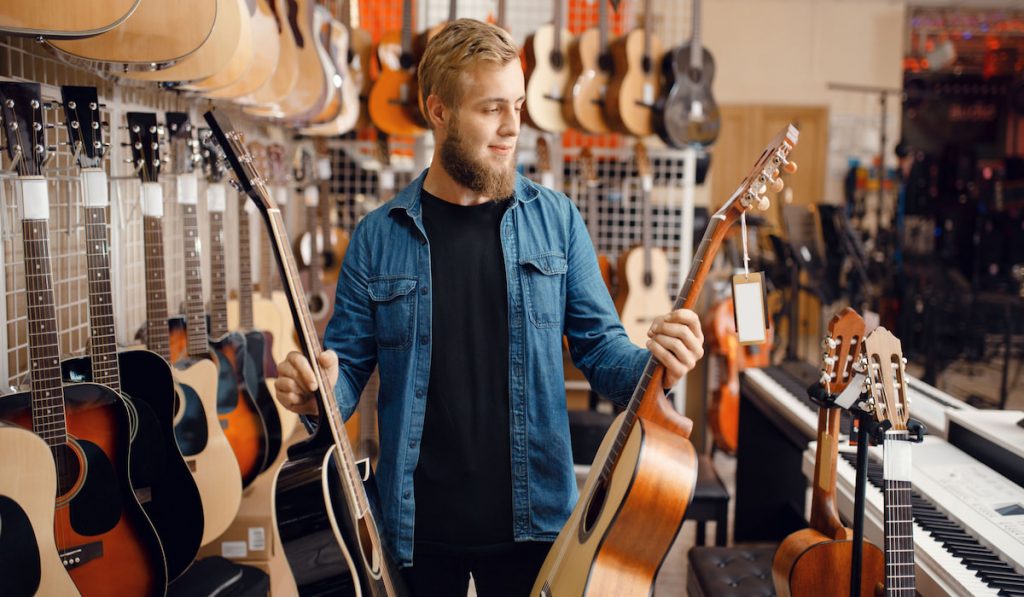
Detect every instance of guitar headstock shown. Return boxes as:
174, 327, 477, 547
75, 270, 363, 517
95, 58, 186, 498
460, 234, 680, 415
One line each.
126, 111, 161, 184
267, 143, 288, 186
199, 127, 226, 183
59, 86, 105, 170
203, 109, 276, 215
0, 82, 49, 177
862, 326, 910, 431
166, 112, 199, 175
819, 307, 865, 395
579, 147, 597, 187
716, 124, 799, 222
248, 141, 269, 182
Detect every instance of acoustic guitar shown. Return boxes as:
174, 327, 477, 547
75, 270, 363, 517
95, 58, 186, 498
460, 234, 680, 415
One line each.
204, 0, 283, 101
58, 90, 204, 582
0, 422, 80, 596
46, 0, 216, 72
615, 141, 672, 347
862, 327, 918, 596
0, 0, 139, 38
301, 0, 360, 135
206, 108, 408, 597
118, 0, 245, 86
654, 0, 721, 148
532, 125, 798, 597
368, 0, 428, 136
523, 0, 573, 133
564, 0, 615, 134
604, 0, 663, 137
344, 0, 374, 129
0, 82, 168, 596
185, 0, 257, 93
132, 115, 243, 548
772, 307, 884, 596
245, 0, 301, 111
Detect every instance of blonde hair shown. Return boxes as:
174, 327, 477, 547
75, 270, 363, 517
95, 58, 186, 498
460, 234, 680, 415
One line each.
417, 18, 519, 123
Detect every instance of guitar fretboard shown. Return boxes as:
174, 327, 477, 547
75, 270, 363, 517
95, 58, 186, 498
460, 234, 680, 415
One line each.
238, 199, 254, 331
182, 204, 210, 357
208, 210, 229, 338
23, 217, 69, 447
143, 215, 171, 362
84, 205, 121, 392
883, 431, 916, 596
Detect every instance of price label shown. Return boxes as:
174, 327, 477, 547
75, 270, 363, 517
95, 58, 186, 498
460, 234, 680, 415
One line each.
732, 272, 769, 345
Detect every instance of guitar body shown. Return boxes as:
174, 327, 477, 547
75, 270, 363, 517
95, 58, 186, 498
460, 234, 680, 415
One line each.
46, 0, 216, 72
208, 331, 272, 486
241, 329, 285, 468
0, 384, 168, 596
275, 440, 387, 596
171, 357, 244, 546
532, 403, 697, 596
773, 530, 884, 597
205, 0, 282, 100
274, 0, 331, 121
705, 298, 739, 454
0, 0, 139, 38
304, 17, 359, 134
615, 246, 672, 347
654, 44, 720, 148
61, 350, 205, 580
119, 0, 243, 85
349, 26, 374, 129
0, 422, 80, 596
565, 28, 610, 134
523, 24, 573, 134
187, 0, 256, 93
605, 30, 663, 137
246, 0, 301, 110
368, 30, 427, 136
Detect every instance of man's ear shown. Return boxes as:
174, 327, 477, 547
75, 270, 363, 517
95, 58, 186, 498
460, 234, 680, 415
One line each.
425, 94, 448, 130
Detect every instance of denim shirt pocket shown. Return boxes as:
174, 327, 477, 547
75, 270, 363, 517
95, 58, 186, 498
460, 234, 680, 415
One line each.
519, 252, 567, 329
367, 275, 418, 349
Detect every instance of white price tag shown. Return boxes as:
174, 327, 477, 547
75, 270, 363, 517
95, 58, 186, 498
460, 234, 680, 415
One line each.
643, 83, 654, 106
541, 172, 555, 189
221, 540, 247, 559
380, 169, 396, 191
248, 526, 266, 551
732, 272, 768, 345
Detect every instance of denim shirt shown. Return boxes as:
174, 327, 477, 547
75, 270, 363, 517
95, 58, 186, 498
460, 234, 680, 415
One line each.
323, 169, 648, 566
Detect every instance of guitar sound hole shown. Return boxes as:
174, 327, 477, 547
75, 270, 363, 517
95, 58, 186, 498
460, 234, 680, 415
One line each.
583, 479, 609, 534
309, 294, 325, 314
550, 51, 564, 71
643, 272, 654, 288
641, 56, 652, 74
399, 52, 415, 70
597, 54, 613, 74
51, 442, 84, 500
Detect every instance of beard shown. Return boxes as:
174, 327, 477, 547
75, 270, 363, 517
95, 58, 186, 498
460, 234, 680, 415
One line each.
439, 120, 517, 200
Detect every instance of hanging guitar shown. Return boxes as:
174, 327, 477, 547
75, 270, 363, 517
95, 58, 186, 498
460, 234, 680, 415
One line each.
564, 0, 616, 134
368, 0, 427, 136
654, 0, 721, 148
0, 82, 168, 596
772, 307, 884, 596
532, 124, 798, 596
0, 0, 139, 38
862, 327, 919, 597
604, 0, 663, 136
205, 108, 407, 596
58, 90, 204, 582
523, 0, 573, 133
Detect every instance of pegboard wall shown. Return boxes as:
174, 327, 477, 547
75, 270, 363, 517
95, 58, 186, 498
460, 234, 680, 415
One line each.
0, 0, 709, 389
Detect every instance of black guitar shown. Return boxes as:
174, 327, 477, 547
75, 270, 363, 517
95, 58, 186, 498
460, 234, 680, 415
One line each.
0, 81, 168, 596
205, 109, 408, 597
58, 88, 204, 582
654, 0, 720, 148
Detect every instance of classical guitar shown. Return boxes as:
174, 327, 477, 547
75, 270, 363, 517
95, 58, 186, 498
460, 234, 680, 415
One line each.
206, 108, 408, 596
564, 0, 615, 134
772, 307, 884, 597
0, 421, 80, 596
302, 0, 360, 135
604, 0, 664, 137
345, 0, 375, 129
118, 0, 245, 86
523, 0, 573, 133
245, 0, 301, 112
188, 123, 274, 486
0, 82, 167, 596
368, 0, 428, 136
0, 0, 138, 38
132, 114, 243, 547
184, 0, 258, 93
204, 0, 283, 101
57, 90, 204, 582
45, 0, 216, 72
579, 148, 613, 294
532, 124, 798, 597
654, 0, 721, 148
615, 141, 672, 347
863, 327, 918, 597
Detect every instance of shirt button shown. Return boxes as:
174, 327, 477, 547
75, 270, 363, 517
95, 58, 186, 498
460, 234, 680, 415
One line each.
419, 336, 428, 345
404, 491, 411, 499
420, 286, 428, 295
409, 440, 416, 448
416, 390, 423, 398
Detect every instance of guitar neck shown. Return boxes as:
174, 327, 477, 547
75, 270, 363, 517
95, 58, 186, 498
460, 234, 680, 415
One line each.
808, 407, 844, 536
305, 190, 323, 292
882, 430, 916, 596
598, 0, 609, 52
181, 195, 210, 357
81, 170, 121, 392
553, 0, 563, 50
260, 222, 275, 299
207, 193, 229, 338
642, 0, 652, 63
238, 197, 255, 331
20, 179, 69, 447
690, 0, 703, 68
400, 0, 413, 57
141, 184, 172, 363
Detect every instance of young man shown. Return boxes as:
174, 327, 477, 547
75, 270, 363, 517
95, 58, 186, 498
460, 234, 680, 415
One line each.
275, 19, 705, 596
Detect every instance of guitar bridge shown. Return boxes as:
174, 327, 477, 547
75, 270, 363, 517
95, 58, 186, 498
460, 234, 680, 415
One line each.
59, 541, 103, 570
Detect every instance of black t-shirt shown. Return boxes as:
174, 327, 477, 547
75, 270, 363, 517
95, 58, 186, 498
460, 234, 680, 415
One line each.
414, 189, 513, 555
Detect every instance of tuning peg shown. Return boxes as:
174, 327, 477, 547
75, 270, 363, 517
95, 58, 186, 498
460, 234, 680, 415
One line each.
783, 160, 798, 174
770, 177, 785, 193
757, 196, 770, 211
